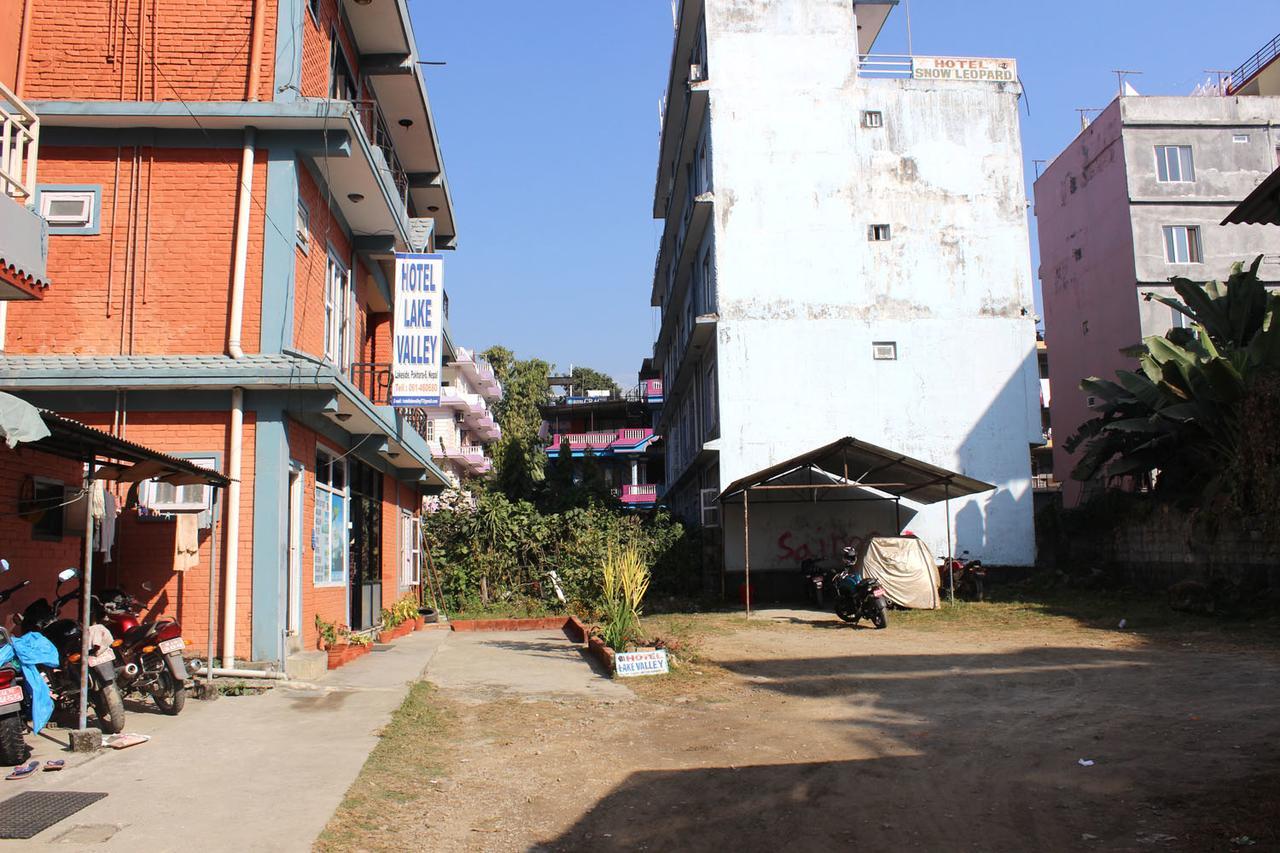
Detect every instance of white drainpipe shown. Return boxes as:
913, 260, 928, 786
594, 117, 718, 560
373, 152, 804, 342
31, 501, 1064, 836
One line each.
223, 127, 255, 667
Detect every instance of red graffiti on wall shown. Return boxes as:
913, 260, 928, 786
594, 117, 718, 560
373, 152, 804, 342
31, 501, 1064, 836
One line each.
776, 529, 864, 564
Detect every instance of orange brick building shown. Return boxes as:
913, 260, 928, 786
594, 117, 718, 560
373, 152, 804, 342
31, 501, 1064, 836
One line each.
0, 0, 497, 670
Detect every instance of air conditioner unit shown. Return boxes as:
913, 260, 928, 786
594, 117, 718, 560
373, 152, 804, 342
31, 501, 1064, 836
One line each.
699, 487, 720, 529
689, 63, 706, 84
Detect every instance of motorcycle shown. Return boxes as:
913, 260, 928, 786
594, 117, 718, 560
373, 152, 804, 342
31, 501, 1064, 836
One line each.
832, 546, 889, 629
798, 558, 836, 607
97, 586, 187, 715
0, 566, 33, 764
18, 568, 126, 734
938, 552, 986, 600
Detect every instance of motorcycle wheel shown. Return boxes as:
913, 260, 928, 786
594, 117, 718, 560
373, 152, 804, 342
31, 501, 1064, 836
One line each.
92, 683, 127, 734
150, 670, 186, 716
0, 715, 29, 765
871, 599, 888, 630
835, 601, 858, 623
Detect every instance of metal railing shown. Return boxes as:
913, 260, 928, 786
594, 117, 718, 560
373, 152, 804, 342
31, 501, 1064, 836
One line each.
352, 99, 409, 210
858, 54, 913, 78
1228, 32, 1280, 94
622, 484, 659, 497
0, 81, 38, 201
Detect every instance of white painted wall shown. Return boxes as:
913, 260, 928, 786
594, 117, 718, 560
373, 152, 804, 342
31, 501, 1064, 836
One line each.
701, 0, 1040, 565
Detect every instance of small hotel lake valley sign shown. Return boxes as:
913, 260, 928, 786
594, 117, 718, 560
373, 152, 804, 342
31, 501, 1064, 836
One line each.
615, 649, 670, 678
912, 56, 1017, 83
392, 253, 444, 407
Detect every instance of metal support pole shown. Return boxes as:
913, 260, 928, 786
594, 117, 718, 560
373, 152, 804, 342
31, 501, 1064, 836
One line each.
742, 490, 751, 619
206, 486, 221, 687
77, 461, 95, 731
895, 497, 901, 531
945, 482, 954, 604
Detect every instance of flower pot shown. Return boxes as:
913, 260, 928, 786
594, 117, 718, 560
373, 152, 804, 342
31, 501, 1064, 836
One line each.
396, 623, 411, 638
412, 616, 424, 631
327, 643, 351, 670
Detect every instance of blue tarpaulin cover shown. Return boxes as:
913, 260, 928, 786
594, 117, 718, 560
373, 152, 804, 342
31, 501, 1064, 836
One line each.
0, 633, 58, 732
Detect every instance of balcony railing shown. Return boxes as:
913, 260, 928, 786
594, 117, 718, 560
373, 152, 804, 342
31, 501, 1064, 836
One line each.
857, 54, 913, 78
545, 428, 656, 453
352, 99, 409, 211
350, 360, 437, 444
620, 483, 659, 505
1228, 32, 1280, 94
0, 81, 39, 201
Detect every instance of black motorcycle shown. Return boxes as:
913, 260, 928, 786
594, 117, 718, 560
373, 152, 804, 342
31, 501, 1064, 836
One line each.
799, 558, 837, 607
18, 568, 126, 734
832, 546, 889, 629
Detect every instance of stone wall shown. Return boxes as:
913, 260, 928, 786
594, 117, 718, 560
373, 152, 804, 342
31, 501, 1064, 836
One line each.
1103, 505, 1280, 590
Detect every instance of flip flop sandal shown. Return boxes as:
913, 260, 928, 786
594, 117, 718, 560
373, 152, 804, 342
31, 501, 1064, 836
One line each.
43, 760, 65, 772
5, 761, 38, 780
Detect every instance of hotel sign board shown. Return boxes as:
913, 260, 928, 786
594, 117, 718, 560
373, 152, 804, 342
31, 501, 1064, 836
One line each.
615, 649, 669, 678
912, 56, 1018, 84
391, 253, 444, 407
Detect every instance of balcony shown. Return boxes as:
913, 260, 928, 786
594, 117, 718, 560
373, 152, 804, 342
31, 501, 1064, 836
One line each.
451, 346, 502, 400
353, 99, 409, 212
0, 82, 47, 301
620, 483, 659, 506
436, 442, 490, 475
545, 428, 657, 456
1228, 32, 1280, 95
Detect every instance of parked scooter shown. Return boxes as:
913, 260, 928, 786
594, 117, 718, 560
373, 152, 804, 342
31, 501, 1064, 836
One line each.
97, 586, 187, 715
832, 546, 889, 629
17, 568, 126, 734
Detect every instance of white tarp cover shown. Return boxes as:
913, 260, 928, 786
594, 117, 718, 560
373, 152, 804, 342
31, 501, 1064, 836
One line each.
860, 537, 941, 610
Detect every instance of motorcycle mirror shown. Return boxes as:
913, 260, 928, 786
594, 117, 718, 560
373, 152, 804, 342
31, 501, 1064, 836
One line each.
0, 559, 8, 573
140, 581, 153, 593
57, 568, 79, 583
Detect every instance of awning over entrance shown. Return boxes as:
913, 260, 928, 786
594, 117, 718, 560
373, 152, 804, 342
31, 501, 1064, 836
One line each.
719, 436, 994, 505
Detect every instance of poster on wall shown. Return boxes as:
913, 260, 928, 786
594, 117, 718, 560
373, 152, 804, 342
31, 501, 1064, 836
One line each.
391, 253, 444, 407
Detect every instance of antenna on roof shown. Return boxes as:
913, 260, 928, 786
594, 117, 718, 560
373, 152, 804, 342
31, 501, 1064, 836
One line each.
1075, 108, 1099, 130
1203, 69, 1232, 95
905, 0, 914, 56
1033, 159, 1047, 180
1111, 69, 1143, 97
671, 0, 678, 29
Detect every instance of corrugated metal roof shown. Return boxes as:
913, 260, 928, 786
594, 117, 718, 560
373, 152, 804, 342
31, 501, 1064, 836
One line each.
0, 257, 49, 300
1223, 166, 1280, 227
719, 436, 995, 506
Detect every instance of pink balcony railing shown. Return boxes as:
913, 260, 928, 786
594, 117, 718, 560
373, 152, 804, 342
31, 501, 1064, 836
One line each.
545, 428, 655, 453
621, 484, 659, 504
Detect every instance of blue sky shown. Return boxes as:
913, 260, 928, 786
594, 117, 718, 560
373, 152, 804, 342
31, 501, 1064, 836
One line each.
413, 1, 1278, 384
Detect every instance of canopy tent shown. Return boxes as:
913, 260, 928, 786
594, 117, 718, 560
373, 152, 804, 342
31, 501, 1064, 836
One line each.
717, 437, 995, 615
0, 394, 230, 730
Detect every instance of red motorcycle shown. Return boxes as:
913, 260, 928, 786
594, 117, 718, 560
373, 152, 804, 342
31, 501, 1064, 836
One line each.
96, 587, 187, 715
938, 553, 986, 600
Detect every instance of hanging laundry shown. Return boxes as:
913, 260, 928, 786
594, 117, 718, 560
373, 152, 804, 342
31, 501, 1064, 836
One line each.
98, 489, 118, 562
174, 513, 200, 571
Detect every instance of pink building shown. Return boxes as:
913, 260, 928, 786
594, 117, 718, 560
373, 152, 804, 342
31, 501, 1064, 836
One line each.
1034, 36, 1280, 505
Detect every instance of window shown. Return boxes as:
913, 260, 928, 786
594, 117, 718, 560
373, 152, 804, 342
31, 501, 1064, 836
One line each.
1162, 225, 1202, 264
313, 448, 347, 587
694, 123, 711, 194
868, 224, 892, 242
1232, 134, 1249, 144
862, 110, 883, 129
329, 34, 357, 102
699, 246, 715, 314
324, 251, 351, 365
699, 487, 720, 529
37, 187, 100, 235
872, 341, 898, 361
1171, 306, 1193, 330
296, 199, 310, 253
308, 0, 320, 22
1155, 145, 1194, 182
31, 478, 65, 541
400, 511, 421, 587
142, 457, 215, 513
702, 360, 717, 433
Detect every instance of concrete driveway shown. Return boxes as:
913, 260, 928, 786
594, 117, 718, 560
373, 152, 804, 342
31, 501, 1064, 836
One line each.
0, 628, 449, 851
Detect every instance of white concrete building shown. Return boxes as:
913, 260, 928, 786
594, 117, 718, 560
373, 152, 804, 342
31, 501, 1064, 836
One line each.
649, 0, 1041, 580
423, 345, 502, 487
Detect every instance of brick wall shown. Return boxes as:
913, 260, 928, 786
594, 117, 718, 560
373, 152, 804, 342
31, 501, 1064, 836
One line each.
23, 0, 276, 102
7, 146, 265, 356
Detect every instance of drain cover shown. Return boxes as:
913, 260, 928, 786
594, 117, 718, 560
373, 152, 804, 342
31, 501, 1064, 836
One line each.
0, 791, 108, 839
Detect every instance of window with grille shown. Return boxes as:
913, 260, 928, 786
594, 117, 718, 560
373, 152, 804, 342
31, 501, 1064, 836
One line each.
142, 457, 215, 513
868, 224, 892, 241
862, 110, 884, 128
1155, 145, 1194, 182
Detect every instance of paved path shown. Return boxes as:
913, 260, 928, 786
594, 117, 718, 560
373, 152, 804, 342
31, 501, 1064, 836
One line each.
0, 628, 449, 851
426, 630, 633, 702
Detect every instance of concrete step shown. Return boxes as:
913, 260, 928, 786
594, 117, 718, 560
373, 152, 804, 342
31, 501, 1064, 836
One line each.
285, 650, 328, 681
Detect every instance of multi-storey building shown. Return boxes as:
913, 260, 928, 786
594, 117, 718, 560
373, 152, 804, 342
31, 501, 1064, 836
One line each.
648, 0, 1041, 578
1034, 33, 1280, 506
0, 0, 496, 672
540, 377, 663, 507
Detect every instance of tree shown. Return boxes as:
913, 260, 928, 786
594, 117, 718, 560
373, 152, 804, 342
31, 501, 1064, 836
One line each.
1065, 257, 1280, 499
568, 365, 621, 397
482, 345, 551, 501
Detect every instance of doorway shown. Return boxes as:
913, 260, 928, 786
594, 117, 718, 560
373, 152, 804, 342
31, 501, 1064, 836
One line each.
285, 464, 304, 655
348, 461, 383, 630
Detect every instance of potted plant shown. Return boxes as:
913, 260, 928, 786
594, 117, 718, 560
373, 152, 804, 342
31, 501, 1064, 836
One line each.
348, 631, 372, 659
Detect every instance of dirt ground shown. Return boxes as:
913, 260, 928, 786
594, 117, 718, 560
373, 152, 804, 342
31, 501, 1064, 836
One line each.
321, 609, 1280, 852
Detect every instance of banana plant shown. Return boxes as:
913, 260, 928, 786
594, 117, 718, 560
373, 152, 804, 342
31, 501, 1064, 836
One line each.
1065, 256, 1280, 495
